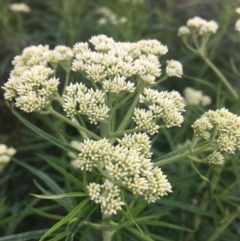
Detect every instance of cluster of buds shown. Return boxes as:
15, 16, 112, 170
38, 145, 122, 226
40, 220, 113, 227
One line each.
0, 144, 16, 172
2, 44, 74, 113
80, 133, 172, 215
134, 89, 185, 134
192, 108, 240, 164
235, 7, 240, 32
184, 87, 211, 107
178, 16, 219, 37
178, 17, 219, 54
97, 7, 127, 26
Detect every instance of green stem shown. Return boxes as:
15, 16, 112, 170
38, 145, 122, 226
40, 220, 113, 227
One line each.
154, 75, 169, 85
109, 128, 139, 139
54, 92, 64, 105
154, 142, 212, 167
200, 54, 238, 99
207, 206, 240, 241
110, 91, 137, 113
116, 87, 143, 133
48, 107, 100, 140
62, 69, 71, 96
101, 213, 115, 241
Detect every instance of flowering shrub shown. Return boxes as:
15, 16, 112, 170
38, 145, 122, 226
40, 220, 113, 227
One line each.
2, 5, 240, 241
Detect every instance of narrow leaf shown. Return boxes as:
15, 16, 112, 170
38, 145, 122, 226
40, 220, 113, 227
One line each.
9, 107, 78, 153
39, 154, 84, 190
40, 198, 90, 241
31, 192, 87, 199
25, 203, 63, 220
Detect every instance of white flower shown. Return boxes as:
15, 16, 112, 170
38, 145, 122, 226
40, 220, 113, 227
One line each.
183, 17, 218, 36
199, 20, 219, 35
81, 137, 172, 212
133, 108, 159, 135
138, 89, 185, 129
10, 45, 49, 77
10, 3, 30, 12
178, 26, 191, 36
187, 16, 207, 29
235, 19, 240, 32
184, 87, 211, 106
206, 151, 224, 165
236, 7, 240, 14
88, 180, 124, 215
200, 95, 212, 106
166, 60, 183, 78
89, 35, 115, 52
0, 144, 16, 172
184, 87, 203, 105
192, 108, 240, 154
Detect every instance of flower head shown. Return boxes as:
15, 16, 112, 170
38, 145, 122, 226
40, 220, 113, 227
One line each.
179, 16, 219, 36
0, 144, 16, 172
134, 89, 185, 134
236, 7, 240, 14
166, 60, 183, 78
184, 87, 211, 106
235, 19, 240, 32
178, 26, 191, 36
205, 151, 224, 165
78, 137, 172, 212
88, 180, 124, 215
192, 108, 240, 154
10, 3, 30, 12
3, 65, 59, 112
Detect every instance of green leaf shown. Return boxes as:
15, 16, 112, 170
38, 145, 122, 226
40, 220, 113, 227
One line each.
31, 192, 87, 199
39, 154, 84, 190
47, 231, 68, 241
158, 199, 218, 218
25, 203, 64, 220
40, 198, 90, 241
183, 75, 216, 90
9, 107, 78, 153
33, 180, 73, 211
137, 220, 193, 232
149, 233, 174, 241
0, 229, 62, 241
125, 227, 154, 241
12, 157, 73, 211
231, 155, 240, 188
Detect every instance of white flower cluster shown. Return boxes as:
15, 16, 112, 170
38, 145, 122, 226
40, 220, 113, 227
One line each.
63, 83, 109, 123
133, 89, 185, 134
205, 151, 224, 165
3, 65, 59, 112
178, 16, 219, 36
79, 133, 172, 214
184, 87, 211, 106
235, 7, 240, 32
97, 7, 127, 26
166, 60, 183, 78
0, 144, 16, 172
72, 35, 166, 86
192, 108, 240, 163
9, 3, 30, 12
2, 44, 75, 113
88, 180, 124, 215
43, 45, 73, 69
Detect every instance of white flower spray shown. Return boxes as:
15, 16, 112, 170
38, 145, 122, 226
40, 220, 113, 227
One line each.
4, 34, 240, 241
